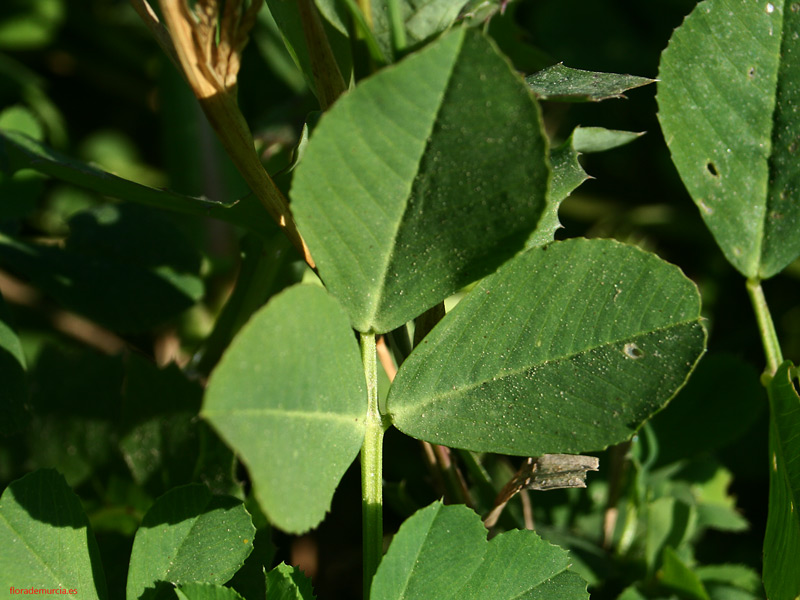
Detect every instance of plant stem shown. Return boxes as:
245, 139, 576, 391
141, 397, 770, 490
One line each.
360, 332, 385, 597
296, 0, 347, 109
746, 278, 784, 377
386, 0, 407, 55
192, 233, 292, 376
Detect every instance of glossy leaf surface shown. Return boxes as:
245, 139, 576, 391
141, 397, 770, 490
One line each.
126, 484, 255, 600
203, 285, 366, 533
0, 470, 107, 600
763, 361, 800, 600
292, 28, 550, 333
371, 501, 588, 600
388, 238, 706, 455
657, 0, 800, 278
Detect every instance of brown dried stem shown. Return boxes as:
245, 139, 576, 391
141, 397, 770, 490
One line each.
149, 0, 314, 267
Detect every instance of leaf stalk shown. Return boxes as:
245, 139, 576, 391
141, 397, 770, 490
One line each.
746, 278, 783, 378
360, 332, 386, 597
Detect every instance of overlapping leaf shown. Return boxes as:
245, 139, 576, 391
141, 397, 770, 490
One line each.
763, 361, 800, 600
0, 470, 108, 600
291, 28, 550, 333
371, 501, 588, 600
203, 285, 366, 533
126, 484, 255, 600
388, 238, 706, 455
657, 0, 800, 278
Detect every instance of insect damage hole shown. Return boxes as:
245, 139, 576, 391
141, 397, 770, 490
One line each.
623, 343, 644, 359
706, 162, 719, 176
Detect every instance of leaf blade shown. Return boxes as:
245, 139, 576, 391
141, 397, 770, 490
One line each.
763, 361, 800, 600
0, 469, 108, 600
526, 64, 655, 102
291, 28, 550, 333
0, 130, 275, 237
657, 0, 800, 278
125, 484, 255, 600
202, 284, 367, 533
388, 238, 706, 455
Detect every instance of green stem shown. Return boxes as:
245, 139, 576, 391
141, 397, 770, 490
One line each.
192, 233, 292, 376
746, 278, 784, 377
340, 0, 388, 65
296, 0, 347, 109
386, 0, 407, 55
360, 332, 385, 597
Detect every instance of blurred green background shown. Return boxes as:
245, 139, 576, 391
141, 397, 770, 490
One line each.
1, 0, 791, 598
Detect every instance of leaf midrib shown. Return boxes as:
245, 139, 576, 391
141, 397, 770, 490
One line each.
363, 30, 465, 333
392, 318, 700, 417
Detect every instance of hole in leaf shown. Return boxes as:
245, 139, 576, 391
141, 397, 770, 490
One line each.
623, 343, 644, 359
706, 162, 719, 176
748, 67, 756, 78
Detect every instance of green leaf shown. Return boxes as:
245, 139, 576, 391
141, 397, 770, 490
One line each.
371, 501, 588, 600
25, 347, 123, 487
265, 563, 317, 600
0, 205, 204, 333
370, 0, 468, 60
763, 361, 800, 600
0, 129, 275, 237
203, 284, 367, 533
0, 290, 27, 435
657, 0, 800, 278
387, 238, 706, 455
534, 126, 644, 248
659, 547, 710, 600
649, 354, 764, 465
0, 469, 108, 600
125, 484, 255, 600
265, 0, 352, 99
571, 127, 644, 154
176, 583, 246, 600
292, 28, 550, 333
526, 64, 655, 102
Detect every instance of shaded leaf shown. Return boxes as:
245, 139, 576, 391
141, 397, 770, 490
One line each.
0, 205, 204, 333
176, 583, 246, 600
126, 484, 255, 600
649, 354, 764, 465
659, 546, 710, 600
0, 130, 275, 237
526, 64, 654, 102
0, 469, 108, 600
371, 501, 588, 600
292, 28, 550, 333
203, 285, 367, 533
387, 238, 706, 455
0, 290, 27, 435
265, 563, 317, 600
657, 0, 800, 278
763, 361, 800, 600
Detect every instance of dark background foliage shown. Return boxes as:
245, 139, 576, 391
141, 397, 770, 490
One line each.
1, 0, 790, 597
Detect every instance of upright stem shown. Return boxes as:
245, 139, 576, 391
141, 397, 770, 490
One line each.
296, 0, 347, 109
360, 332, 385, 597
746, 278, 784, 377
